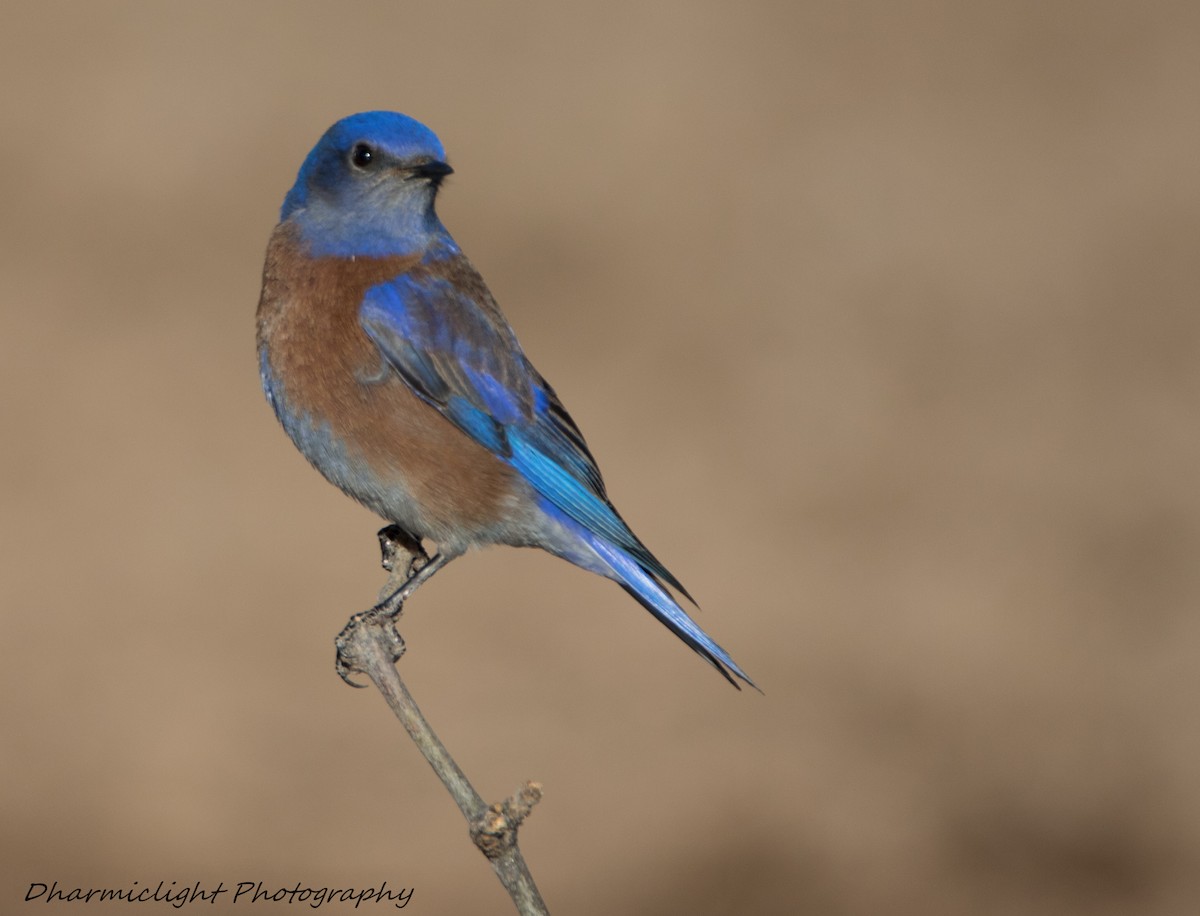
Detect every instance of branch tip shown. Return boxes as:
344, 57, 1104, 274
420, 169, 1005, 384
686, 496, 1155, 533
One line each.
470, 782, 544, 860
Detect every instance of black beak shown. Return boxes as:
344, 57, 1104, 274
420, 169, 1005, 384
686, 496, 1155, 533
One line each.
410, 160, 454, 183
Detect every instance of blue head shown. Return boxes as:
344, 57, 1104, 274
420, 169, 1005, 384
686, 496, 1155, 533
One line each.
281, 111, 455, 258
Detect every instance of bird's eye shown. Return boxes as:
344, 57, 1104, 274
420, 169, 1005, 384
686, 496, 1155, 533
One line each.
350, 143, 375, 169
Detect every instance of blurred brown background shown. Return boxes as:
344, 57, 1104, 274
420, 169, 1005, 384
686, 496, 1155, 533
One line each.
3, 2, 1198, 913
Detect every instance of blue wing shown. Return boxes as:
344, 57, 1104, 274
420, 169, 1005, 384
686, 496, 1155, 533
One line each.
358, 254, 693, 601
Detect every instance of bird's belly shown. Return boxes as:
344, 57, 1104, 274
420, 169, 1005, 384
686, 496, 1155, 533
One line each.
259, 344, 531, 550
269, 388, 424, 530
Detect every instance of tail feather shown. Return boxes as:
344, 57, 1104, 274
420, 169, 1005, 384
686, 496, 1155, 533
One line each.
587, 533, 758, 691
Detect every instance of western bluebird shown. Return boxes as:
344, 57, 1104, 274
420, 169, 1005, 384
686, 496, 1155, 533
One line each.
257, 111, 754, 688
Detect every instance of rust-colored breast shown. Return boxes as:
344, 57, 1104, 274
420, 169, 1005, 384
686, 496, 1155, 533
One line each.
256, 223, 521, 542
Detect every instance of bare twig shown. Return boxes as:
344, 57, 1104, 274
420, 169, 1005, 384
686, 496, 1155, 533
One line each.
335, 526, 549, 916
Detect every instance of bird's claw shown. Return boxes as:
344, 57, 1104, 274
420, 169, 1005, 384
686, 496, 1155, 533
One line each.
335, 605, 407, 688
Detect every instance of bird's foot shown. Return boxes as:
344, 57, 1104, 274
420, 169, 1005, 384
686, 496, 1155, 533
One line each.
375, 525, 435, 617
336, 526, 455, 685
334, 526, 423, 686
377, 524, 429, 578
335, 605, 406, 688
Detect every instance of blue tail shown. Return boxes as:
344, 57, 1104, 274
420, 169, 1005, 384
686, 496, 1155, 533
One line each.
499, 430, 755, 688
582, 530, 758, 690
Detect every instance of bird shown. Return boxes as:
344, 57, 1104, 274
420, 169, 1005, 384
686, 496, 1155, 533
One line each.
257, 111, 754, 689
